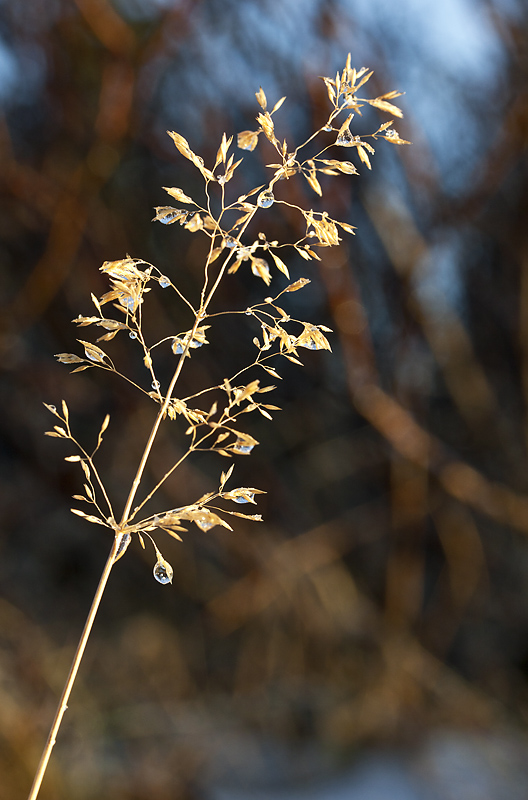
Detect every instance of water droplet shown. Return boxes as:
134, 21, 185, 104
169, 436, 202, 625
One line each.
245, 308, 253, 316
129, 331, 137, 339
152, 380, 160, 390
233, 494, 254, 504
232, 442, 254, 455
385, 129, 398, 139
173, 340, 184, 354
195, 515, 215, 531
324, 124, 333, 132
159, 276, 170, 288
257, 190, 274, 208
218, 174, 227, 185
49, 405, 56, 413
115, 533, 131, 558
336, 129, 354, 147
159, 211, 181, 224
153, 560, 173, 584
225, 236, 237, 248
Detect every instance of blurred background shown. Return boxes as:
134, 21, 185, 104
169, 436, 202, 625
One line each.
2, 0, 528, 798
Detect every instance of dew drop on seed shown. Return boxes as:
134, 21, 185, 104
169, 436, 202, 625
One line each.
115, 533, 131, 558
324, 125, 333, 132
233, 443, 254, 455
49, 405, 56, 413
245, 308, 252, 316
336, 129, 354, 146
159, 276, 170, 288
257, 190, 274, 208
233, 494, 254, 504
225, 236, 237, 248
153, 560, 173, 584
129, 331, 137, 339
196, 515, 215, 531
152, 380, 160, 390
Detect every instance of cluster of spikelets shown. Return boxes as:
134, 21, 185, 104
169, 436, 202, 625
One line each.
46, 54, 410, 585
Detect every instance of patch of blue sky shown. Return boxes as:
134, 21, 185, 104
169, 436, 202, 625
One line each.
0, 38, 18, 104
334, 0, 508, 193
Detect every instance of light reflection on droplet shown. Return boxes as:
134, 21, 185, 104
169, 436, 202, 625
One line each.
233, 494, 254, 504
153, 560, 173, 584
129, 331, 137, 339
232, 443, 254, 455
257, 190, 274, 208
152, 380, 160, 390
336, 130, 354, 146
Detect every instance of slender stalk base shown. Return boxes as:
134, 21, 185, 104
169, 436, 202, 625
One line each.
27, 533, 126, 800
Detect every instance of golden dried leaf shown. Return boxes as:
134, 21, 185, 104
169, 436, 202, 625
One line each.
255, 86, 267, 110
208, 247, 223, 264
163, 186, 195, 204
270, 251, 290, 278
250, 257, 271, 286
70, 509, 107, 526
272, 96, 286, 114
152, 206, 188, 225
368, 98, 403, 118
79, 340, 108, 364
237, 130, 260, 151
256, 112, 276, 143
337, 220, 357, 235
304, 170, 322, 196
56, 353, 85, 364
319, 159, 358, 175
356, 145, 372, 169
167, 130, 193, 160
234, 379, 260, 405
185, 213, 203, 232
284, 278, 310, 292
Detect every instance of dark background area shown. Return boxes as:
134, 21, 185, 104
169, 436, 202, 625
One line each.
2, 0, 528, 798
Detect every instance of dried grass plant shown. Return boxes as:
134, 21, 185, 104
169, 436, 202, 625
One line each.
28, 56, 409, 800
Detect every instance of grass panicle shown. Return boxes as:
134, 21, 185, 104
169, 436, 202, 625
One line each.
28, 55, 409, 800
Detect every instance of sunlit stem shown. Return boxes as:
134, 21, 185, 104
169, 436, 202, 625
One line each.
27, 532, 129, 800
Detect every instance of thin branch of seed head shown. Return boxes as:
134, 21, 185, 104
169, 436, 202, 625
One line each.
64, 424, 114, 519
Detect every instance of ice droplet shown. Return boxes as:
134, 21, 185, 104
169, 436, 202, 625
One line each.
152, 380, 160, 390
336, 129, 354, 147
159, 276, 170, 288
153, 560, 173, 584
257, 190, 274, 208
129, 331, 137, 339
